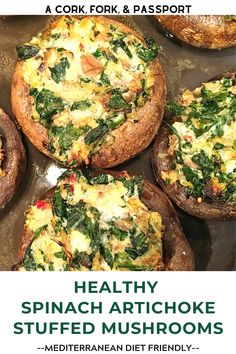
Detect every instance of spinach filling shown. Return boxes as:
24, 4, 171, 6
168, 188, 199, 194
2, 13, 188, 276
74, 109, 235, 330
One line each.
22, 172, 161, 271
167, 78, 236, 202
20, 18, 157, 165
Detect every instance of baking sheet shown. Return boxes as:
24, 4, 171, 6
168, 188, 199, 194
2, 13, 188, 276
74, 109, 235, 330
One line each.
0, 15, 235, 271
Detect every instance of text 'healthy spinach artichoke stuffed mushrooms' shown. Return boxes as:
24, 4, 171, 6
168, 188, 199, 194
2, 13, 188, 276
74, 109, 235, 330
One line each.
152, 73, 236, 219
12, 16, 166, 168
13, 170, 194, 271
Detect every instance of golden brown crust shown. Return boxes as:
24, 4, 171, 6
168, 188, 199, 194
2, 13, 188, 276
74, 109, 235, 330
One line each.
0, 108, 26, 209
11, 16, 166, 168
16, 170, 194, 271
151, 72, 236, 220
155, 15, 236, 49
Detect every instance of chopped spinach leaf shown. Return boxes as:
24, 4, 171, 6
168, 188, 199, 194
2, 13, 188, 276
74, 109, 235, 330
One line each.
65, 202, 99, 251
100, 245, 114, 268
33, 225, 48, 240
191, 150, 215, 180
92, 48, 102, 57
16, 44, 39, 60
85, 123, 109, 145
109, 225, 129, 241
167, 102, 185, 116
165, 178, 171, 185
182, 142, 192, 149
53, 188, 67, 220
52, 33, 61, 40
222, 77, 232, 88
182, 166, 204, 196
49, 124, 82, 152
116, 263, 153, 271
214, 143, 224, 150
49, 263, 55, 271
125, 231, 149, 259
175, 151, 183, 164
31, 88, 65, 125
57, 47, 66, 53
22, 248, 37, 271
201, 87, 228, 103
108, 89, 130, 110
118, 175, 144, 197
66, 202, 87, 230
70, 100, 91, 111
112, 37, 133, 58
80, 77, 92, 83
136, 37, 157, 63
54, 250, 67, 260
49, 57, 70, 84
89, 174, 114, 185
72, 251, 93, 269
93, 48, 118, 63
100, 70, 110, 86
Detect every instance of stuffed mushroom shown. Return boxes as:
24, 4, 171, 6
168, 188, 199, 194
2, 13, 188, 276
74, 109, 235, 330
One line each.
12, 16, 166, 168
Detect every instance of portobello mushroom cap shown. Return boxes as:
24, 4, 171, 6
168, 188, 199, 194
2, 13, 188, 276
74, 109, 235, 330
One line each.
0, 108, 26, 209
152, 72, 236, 219
155, 15, 236, 49
14, 170, 194, 271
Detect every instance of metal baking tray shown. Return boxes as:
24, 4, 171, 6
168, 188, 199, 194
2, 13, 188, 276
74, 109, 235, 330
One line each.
0, 15, 235, 271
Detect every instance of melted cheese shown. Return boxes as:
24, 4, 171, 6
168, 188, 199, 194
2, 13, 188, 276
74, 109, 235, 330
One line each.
67, 230, 91, 255
25, 203, 53, 232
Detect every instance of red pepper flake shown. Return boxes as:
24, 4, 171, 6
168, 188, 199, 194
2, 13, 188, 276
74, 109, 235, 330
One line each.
36, 200, 47, 210
79, 42, 84, 50
69, 173, 77, 182
69, 184, 75, 193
